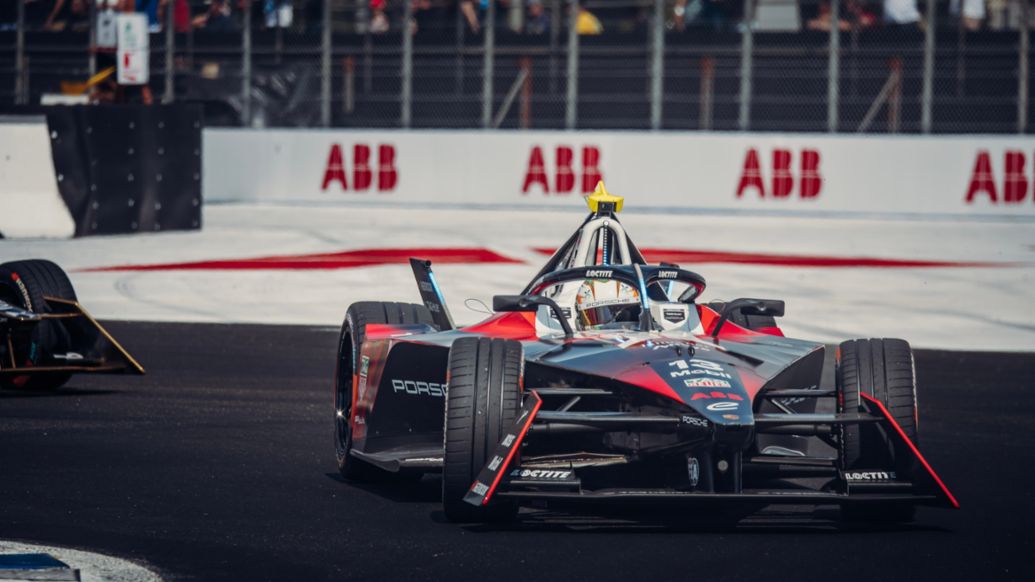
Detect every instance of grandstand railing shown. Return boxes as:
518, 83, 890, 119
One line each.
0, 0, 1031, 133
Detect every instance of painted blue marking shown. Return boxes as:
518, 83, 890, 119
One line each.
0, 553, 71, 570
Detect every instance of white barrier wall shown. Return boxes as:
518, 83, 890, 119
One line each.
0, 121, 75, 238
204, 129, 1035, 218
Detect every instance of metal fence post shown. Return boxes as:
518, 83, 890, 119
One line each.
650, 0, 664, 130
827, 0, 840, 132
1020, 0, 1030, 134
921, 0, 935, 133
700, 57, 714, 130
242, 0, 252, 126
321, 0, 332, 127
565, 0, 578, 129
401, 0, 414, 128
738, 0, 755, 131
482, 0, 496, 128
88, 0, 96, 77
164, 0, 175, 104
15, 0, 25, 105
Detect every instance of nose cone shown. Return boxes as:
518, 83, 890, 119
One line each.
649, 356, 754, 426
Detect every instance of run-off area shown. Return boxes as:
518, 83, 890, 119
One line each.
3, 204, 1033, 351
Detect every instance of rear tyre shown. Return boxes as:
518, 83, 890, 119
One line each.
0, 260, 78, 391
836, 338, 919, 523
442, 337, 523, 523
334, 301, 435, 480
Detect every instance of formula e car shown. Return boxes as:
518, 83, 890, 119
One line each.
333, 183, 957, 523
0, 259, 144, 390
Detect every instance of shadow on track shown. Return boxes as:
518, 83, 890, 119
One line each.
0, 387, 121, 399
331, 472, 950, 536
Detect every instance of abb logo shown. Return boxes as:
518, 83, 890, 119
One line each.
522, 145, 603, 194
965, 150, 1035, 204
321, 143, 398, 192
736, 148, 822, 199
690, 391, 744, 401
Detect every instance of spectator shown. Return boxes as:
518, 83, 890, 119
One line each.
461, 0, 482, 33
951, 0, 985, 31
42, 0, 75, 31
525, 0, 548, 34
169, 0, 191, 32
883, 0, 921, 26
264, 0, 293, 28
576, 4, 602, 34
193, 0, 238, 30
673, 0, 735, 31
370, 0, 390, 32
138, 0, 162, 30
807, 0, 877, 31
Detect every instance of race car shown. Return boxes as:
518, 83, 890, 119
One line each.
0, 259, 144, 390
333, 183, 957, 523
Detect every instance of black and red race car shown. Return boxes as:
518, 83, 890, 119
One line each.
0, 259, 143, 391
333, 184, 957, 523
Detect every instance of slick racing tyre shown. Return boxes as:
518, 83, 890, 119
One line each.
0, 260, 78, 391
705, 300, 778, 332
836, 338, 919, 523
334, 302, 435, 480
442, 337, 523, 523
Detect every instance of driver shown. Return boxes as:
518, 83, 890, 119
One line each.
574, 279, 642, 330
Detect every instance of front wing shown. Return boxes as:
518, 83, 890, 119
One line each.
465, 391, 959, 510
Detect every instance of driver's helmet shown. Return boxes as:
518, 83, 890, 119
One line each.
574, 279, 641, 330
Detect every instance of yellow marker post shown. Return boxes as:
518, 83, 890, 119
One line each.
585, 181, 624, 214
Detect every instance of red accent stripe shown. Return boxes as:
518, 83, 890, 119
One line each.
534, 247, 1004, 269
860, 392, 960, 509
83, 248, 522, 272
481, 390, 543, 506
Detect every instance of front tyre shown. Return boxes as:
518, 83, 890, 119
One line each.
334, 301, 435, 480
836, 338, 919, 523
442, 337, 523, 523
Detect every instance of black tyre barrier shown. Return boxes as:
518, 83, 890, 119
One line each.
3, 105, 202, 236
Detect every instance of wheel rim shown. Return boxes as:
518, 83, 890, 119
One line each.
334, 328, 355, 461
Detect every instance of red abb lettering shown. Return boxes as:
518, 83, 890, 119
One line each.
522, 145, 605, 195
378, 145, 397, 191
737, 148, 822, 200
322, 143, 397, 193
581, 146, 603, 193
965, 151, 999, 203
522, 146, 550, 193
555, 147, 576, 194
800, 149, 822, 198
353, 144, 372, 191
322, 144, 348, 190
1003, 150, 1028, 204
771, 149, 793, 198
736, 148, 765, 198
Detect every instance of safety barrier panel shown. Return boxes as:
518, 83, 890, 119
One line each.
204, 129, 1035, 219
0, 105, 203, 237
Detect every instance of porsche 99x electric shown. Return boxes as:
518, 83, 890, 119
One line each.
332, 183, 957, 523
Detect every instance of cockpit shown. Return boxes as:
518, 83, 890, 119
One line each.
522, 182, 707, 336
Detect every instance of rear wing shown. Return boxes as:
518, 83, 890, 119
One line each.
0, 296, 144, 377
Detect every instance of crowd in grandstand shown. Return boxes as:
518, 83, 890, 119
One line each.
0, 0, 1028, 35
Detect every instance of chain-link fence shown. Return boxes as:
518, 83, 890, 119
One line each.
1, 0, 1031, 133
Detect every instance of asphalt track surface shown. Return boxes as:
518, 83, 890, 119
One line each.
1, 322, 1033, 581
